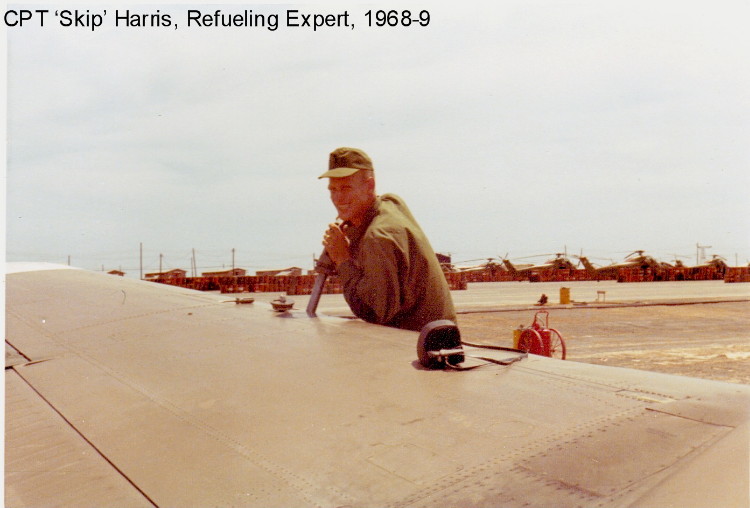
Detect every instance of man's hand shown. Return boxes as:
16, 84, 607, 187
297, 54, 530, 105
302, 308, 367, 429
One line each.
322, 222, 350, 266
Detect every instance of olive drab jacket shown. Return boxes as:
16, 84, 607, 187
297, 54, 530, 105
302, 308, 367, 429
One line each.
336, 194, 457, 331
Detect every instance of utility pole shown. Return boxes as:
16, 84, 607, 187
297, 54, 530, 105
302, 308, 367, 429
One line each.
159, 253, 163, 273
696, 243, 711, 265
192, 248, 197, 277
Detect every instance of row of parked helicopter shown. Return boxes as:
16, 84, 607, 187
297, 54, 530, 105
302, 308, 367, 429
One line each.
444, 250, 737, 279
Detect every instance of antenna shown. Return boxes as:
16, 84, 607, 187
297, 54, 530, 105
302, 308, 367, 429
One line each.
696, 243, 712, 265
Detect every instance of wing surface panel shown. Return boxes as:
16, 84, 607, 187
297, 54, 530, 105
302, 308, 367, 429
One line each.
11, 356, 319, 507
5, 342, 28, 368
5, 370, 154, 507
6, 267, 750, 507
631, 421, 749, 508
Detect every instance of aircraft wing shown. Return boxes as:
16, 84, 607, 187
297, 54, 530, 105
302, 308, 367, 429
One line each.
5, 265, 749, 507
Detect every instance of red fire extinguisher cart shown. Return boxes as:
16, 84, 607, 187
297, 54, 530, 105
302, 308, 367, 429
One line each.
516, 310, 566, 359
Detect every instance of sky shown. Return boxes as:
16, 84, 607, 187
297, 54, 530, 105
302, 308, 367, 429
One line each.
4, 0, 749, 277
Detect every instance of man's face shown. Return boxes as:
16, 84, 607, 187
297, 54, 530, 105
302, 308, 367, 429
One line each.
327, 171, 375, 224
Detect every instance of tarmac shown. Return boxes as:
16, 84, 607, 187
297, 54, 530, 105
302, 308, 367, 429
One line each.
248, 280, 750, 385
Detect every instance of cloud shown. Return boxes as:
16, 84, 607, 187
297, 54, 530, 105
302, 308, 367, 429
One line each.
6, 1, 750, 273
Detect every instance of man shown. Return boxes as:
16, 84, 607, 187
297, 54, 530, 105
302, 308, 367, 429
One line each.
319, 147, 456, 331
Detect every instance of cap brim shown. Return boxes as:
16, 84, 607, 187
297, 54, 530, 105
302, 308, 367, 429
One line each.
318, 167, 361, 179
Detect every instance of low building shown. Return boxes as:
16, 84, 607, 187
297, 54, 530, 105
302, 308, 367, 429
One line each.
144, 269, 187, 281
202, 268, 247, 277
256, 267, 303, 277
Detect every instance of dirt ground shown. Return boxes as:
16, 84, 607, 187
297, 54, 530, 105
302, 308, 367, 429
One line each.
456, 301, 750, 385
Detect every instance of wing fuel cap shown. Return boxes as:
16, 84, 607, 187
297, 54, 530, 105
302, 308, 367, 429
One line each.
417, 320, 464, 369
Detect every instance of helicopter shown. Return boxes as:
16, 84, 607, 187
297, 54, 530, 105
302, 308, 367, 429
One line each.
452, 257, 507, 275
502, 253, 577, 281
689, 254, 729, 280
577, 250, 662, 280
